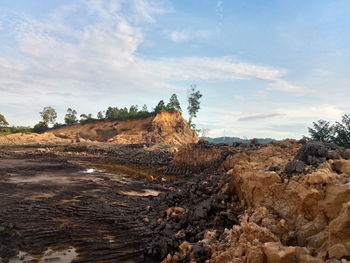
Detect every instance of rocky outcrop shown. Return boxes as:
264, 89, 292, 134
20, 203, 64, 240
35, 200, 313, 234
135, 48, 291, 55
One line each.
0, 112, 197, 146
209, 140, 350, 262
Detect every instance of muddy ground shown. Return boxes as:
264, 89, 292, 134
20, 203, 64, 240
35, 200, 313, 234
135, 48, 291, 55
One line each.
0, 145, 239, 263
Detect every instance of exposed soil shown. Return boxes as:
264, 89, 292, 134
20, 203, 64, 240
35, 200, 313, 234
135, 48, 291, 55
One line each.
2, 140, 349, 263
0, 112, 198, 146
0, 145, 239, 263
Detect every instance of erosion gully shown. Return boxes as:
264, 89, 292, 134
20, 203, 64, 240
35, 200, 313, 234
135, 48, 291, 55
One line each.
0, 145, 239, 263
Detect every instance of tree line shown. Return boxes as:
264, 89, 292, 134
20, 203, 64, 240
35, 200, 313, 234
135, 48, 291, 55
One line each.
308, 114, 350, 148
0, 87, 203, 134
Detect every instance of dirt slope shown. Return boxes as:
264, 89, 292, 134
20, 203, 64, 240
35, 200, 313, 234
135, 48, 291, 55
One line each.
0, 112, 198, 146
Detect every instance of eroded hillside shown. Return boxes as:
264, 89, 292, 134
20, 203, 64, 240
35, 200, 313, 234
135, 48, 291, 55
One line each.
0, 112, 198, 146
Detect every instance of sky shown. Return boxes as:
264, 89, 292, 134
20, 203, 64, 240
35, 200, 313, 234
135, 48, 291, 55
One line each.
1, 0, 350, 139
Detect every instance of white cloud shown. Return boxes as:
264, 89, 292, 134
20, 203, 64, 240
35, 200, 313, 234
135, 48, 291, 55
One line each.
280, 105, 344, 120
0, 0, 307, 128
169, 29, 211, 43
267, 80, 305, 94
169, 30, 190, 42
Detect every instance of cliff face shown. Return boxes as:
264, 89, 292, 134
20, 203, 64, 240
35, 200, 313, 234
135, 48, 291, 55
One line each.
0, 112, 198, 146
107, 111, 198, 145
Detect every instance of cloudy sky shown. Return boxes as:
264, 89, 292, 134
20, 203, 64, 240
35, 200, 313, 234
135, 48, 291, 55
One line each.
1, 0, 349, 139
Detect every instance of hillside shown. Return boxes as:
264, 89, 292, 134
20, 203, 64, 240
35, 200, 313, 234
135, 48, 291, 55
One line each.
0, 112, 198, 146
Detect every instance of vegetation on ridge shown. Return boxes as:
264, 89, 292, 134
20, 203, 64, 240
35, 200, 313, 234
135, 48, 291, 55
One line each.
308, 114, 350, 148
0, 88, 203, 135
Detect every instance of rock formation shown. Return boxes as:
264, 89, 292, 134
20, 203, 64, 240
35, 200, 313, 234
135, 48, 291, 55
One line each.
208, 140, 350, 262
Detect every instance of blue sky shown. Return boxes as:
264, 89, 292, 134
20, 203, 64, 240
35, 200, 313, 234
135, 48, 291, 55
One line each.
1, 0, 349, 139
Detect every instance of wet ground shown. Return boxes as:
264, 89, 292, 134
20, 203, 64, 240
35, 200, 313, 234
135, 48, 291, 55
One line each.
0, 145, 240, 263
0, 147, 172, 263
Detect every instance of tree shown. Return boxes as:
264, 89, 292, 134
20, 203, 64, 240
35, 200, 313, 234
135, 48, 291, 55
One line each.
0, 114, 9, 127
80, 113, 93, 123
200, 128, 210, 138
154, 100, 167, 113
33, 121, 49, 133
166, 94, 182, 113
308, 120, 334, 142
141, 104, 148, 112
187, 85, 202, 125
40, 107, 57, 126
333, 114, 350, 148
64, 108, 78, 125
97, 111, 105, 120
129, 105, 139, 118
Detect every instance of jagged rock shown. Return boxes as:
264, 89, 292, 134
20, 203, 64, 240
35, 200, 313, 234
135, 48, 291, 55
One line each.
343, 149, 350, 160
215, 140, 350, 262
333, 160, 350, 175
284, 160, 306, 173
263, 242, 296, 263
328, 202, 350, 259
166, 207, 187, 218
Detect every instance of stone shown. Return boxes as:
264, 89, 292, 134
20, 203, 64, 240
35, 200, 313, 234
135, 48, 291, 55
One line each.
284, 160, 306, 173
343, 149, 350, 160
328, 243, 348, 259
263, 242, 296, 263
333, 160, 350, 175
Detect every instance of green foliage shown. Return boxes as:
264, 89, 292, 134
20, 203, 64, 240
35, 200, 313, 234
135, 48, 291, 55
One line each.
141, 104, 148, 112
0, 114, 9, 127
0, 126, 32, 136
154, 100, 167, 114
80, 113, 94, 123
129, 105, 139, 118
308, 115, 350, 148
308, 120, 334, 142
187, 85, 202, 129
53, 122, 64, 129
333, 114, 350, 148
33, 122, 49, 133
64, 108, 78, 125
97, 111, 105, 120
186, 121, 201, 136
166, 94, 182, 113
105, 105, 153, 121
40, 106, 57, 126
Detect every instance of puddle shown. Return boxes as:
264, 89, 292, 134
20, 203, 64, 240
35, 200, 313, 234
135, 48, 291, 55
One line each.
8, 173, 73, 184
117, 189, 160, 196
9, 247, 77, 263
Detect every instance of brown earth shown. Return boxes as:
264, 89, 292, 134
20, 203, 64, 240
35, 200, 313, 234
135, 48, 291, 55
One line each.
0, 111, 197, 146
2, 130, 350, 263
165, 140, 350, 263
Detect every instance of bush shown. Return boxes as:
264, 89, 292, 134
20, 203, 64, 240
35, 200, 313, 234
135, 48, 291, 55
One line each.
33, 122, 49, 133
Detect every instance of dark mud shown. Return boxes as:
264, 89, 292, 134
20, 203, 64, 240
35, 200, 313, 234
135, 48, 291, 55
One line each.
0, 145, 239, 263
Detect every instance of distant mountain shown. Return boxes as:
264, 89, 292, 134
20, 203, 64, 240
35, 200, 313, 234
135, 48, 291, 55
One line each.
200, 136, 274, 144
